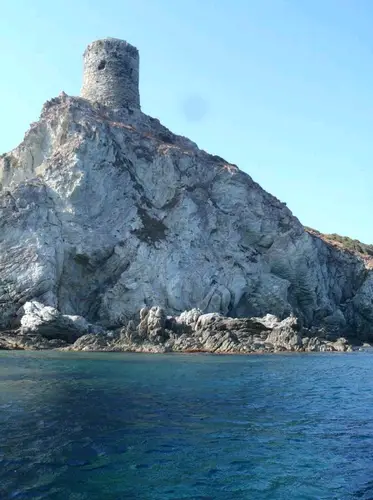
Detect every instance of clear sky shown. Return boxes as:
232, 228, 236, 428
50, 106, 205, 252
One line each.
1, 0, 373, 242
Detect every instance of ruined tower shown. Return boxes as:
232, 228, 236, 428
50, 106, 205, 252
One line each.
81, 38, 140, 110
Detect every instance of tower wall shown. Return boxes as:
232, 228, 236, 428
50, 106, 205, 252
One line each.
81, 38, 140, 110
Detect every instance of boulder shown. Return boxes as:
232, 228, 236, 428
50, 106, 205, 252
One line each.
265, 316, 302, 351
0, 330, 67, 350
20, 301, 104, 342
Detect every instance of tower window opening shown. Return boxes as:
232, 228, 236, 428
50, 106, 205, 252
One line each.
98, 60, 106, 70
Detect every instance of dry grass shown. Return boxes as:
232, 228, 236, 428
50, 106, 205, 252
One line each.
305, 227, 373, 269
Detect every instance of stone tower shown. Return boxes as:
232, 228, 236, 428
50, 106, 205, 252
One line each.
81, 38, 140, 110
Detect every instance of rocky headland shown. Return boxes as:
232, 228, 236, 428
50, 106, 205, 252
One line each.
0, 38, 372, 353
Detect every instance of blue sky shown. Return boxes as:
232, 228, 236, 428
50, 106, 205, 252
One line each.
1, 0, 373, 242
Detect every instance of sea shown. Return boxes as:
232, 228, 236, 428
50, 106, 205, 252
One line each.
1, 350, 373, 499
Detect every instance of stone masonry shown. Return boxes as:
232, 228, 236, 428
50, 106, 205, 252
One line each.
81, 37, 140, 110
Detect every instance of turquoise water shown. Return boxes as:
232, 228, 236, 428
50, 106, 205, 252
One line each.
1, 352, 373, 499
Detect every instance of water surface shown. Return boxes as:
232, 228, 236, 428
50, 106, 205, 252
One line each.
1, 351, 373, 499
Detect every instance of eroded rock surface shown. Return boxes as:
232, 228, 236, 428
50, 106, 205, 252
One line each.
64, 307, 354, 354
0, 330, 67, 350
20, 301, 104, 342
0, 40, 373, 343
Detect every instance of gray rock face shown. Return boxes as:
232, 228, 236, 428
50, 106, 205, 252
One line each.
0, 39, 372, 341
65, 307, 354, 354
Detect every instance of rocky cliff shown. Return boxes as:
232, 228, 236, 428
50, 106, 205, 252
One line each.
0, 38, 372, 343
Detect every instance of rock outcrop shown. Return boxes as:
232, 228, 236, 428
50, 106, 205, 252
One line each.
0, 37, 372, 346
19, 301, 105, 341
64, 307, 353, 354
0, 330, 67, 350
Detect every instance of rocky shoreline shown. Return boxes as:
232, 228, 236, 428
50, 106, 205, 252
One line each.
2, 38, 373, 354
0, 301, 366, 354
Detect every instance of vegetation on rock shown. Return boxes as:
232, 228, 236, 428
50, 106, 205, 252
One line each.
305, 227, 373, 267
